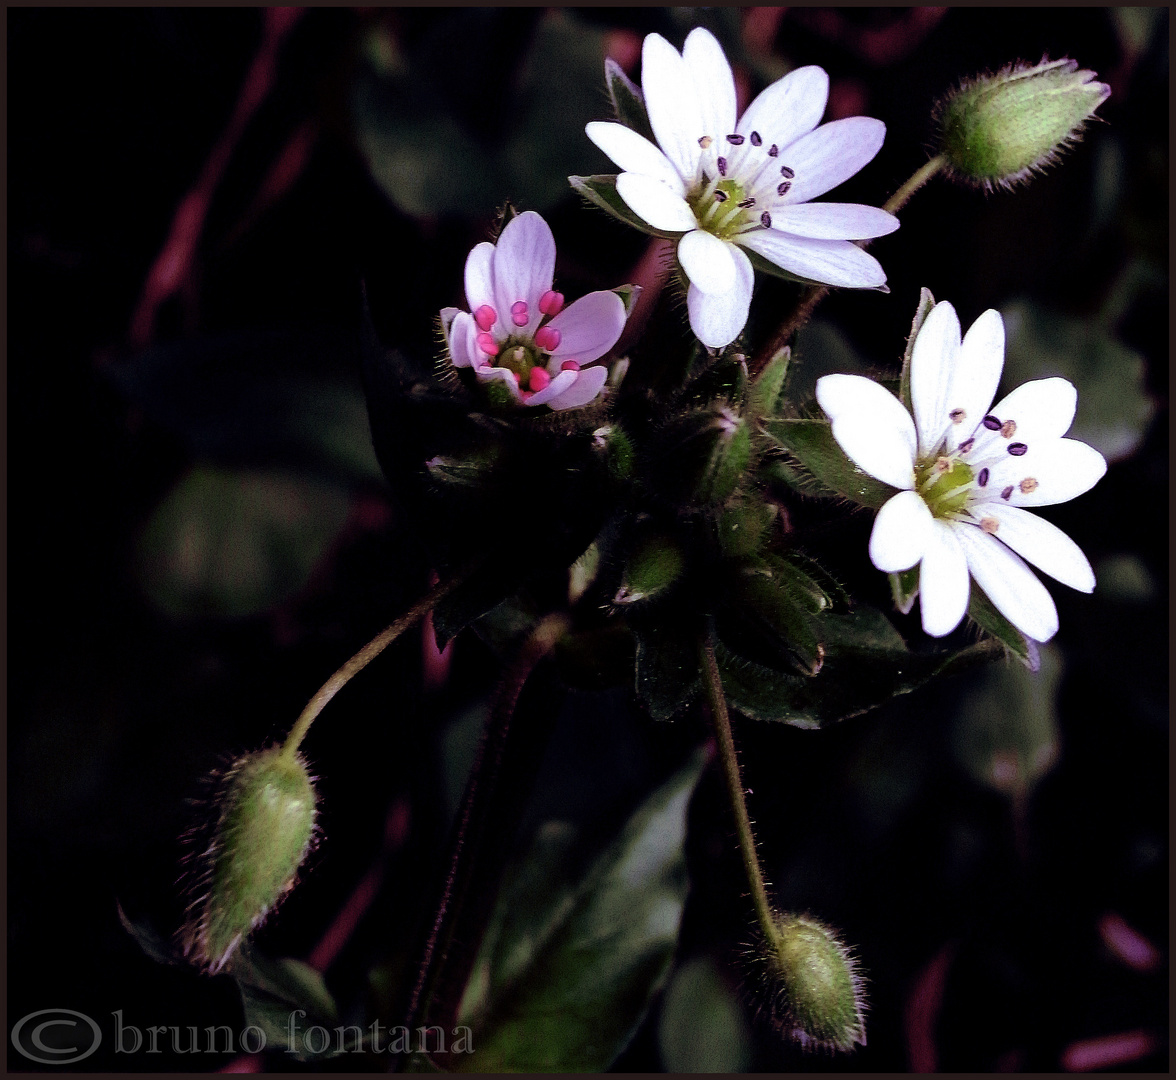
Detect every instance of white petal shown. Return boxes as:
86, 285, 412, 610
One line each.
870, 490, 934, 572
739, 231, 886, 288
678, 229, 737, 294
447, 310, 478, 368
682, 28, 736, 141
910, 300, 961, 458
641, 33, 703, 180
685, 244, 753, 348
525, 368, 578, 407
956, 525, 1059, 642
584, 121, 686, 194
464, 242, 498, 325
492, 211, 555, 339
547, 290, 626, 362
988, 377, 1078, 444
978, 504, 1096, 592
981, 438, 1107, 508
616, 172, 698, 232
547, 364, 610, 411
945, 308, 1004, 452
766, 203, 899, 240
919, 521, 971, 637
815, 373, 917, 490
474, 364, 522, 402
774, 117, 886, 203
737, 65, 829, 151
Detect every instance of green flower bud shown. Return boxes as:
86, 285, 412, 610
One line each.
936, 58, 1110, 190
182, 747, 318, 974
593, 423, 635, 480
615, 534, 685, 605
717, 498, 776, 559
753, 913, 867, 1053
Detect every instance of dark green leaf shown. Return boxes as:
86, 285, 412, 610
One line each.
967, 586, 1040, 671
452, 747, 712, 1072
720, 565, 824, 675
605, 57, 654, 142
761, 419, 898, 509
633, 620, 703, 721
899, 287, 936, 410
569, 174, 683, 239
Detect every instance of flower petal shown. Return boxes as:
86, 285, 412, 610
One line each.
641, 33, 703, 180
910, 300, 961, 458
988, 377, 1078, 444
475, 364, 522, 402
447, 310, 478, 368
678, 229, 737, 294
767, 203, 899, 240
464, 242, 498, 326
870, 489, 934, 572
978, 504, 1096, 593
525, 368, 578, 407
547, 363, 610, 411
737, 65, 829, 151
682, 28, 736, 142
739, 231, 886, 288
944, 308, 1004, 452
685, 243, 753, 348
774, 116, 886, 203
919, 521, 970, 637
956, 524, 1059, 642
616, 172, 698, 232
547, 290, 626, 362
492, 212, 555, 340
979, 437, 1107, 508
584, 121, 686, 194
815, 373, 917, 490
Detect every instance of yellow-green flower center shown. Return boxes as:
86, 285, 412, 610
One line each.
689, 178, 761, 242
916, 456, 975, 518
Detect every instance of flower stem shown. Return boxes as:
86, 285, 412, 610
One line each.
281, 569, 470, 760
698, 637, 781, 949
748, 154, 948, 378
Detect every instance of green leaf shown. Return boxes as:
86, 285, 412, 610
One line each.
720, 565, 824, 675
633, 620, 703, 721
761, 419, 898, 509
226, 946, 340, 1062
136, 466, 353, 621
452, 747, 712, 1072
658, 956, 751, 1072
569, 174, 684, 239
604, 57, 654, 142
899, 287, 936, 410
967, 586, 1040, 671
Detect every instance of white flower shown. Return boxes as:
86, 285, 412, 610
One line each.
816, 299, 1107, 642
586, 27, 898, 350
443, 211, 627, 411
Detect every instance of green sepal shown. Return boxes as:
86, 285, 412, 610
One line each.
967, 585, 1041, 671
761, 418, 899, 508
716, 498, 776, 559
612, 283, 643, 319
605, 57, 655, 142
899, 287, 936, 409
569, 175, 685, 239
890, 566, 920, 616
746, 346, 790, 420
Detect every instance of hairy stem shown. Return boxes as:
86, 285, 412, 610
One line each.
698, 637, 780, 948
882, 154, 947, 216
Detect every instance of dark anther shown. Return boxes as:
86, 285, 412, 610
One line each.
726, 133, 745, 145
777, 181, 791, 195
767, 144, 779, 157
760, 211, 772, 228
978, 467, 989, 486
717, 157, 728, 177
737, 197, 756, 208
714, 190, 729, 203
750, 131, 762, 146
1001, 485, 1014, 500
1007, 443, 1028, 456
780, 165, 795, 179
959, 438, 975, 454
982, 415, 1002, 430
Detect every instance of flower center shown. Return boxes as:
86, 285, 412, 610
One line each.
687, 132, 795, 241
915, 456, 975, 518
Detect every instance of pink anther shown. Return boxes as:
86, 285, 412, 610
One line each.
520, 390, 534, 403
510, 301, 529, 327
529, 366, 551, 392
476, 332, 499, 356
538, 290, 564, 317
560, 360, 581, 372
534, 325, 561, 352
474, 305, 497, 332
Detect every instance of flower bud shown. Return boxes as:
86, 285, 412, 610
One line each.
936, 58, 1110, 190
593, 423, 635, 480
652, 406, 752, 508
182, 747, 318, 974
752, 913, 866, 1053
615, 534, 685, 606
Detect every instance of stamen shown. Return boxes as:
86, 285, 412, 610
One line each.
780, 165, 795, 179
538, 290, 564, 316
959, 438, 975, 454
726, 133, 744, 145
767, 144, 779, 157
934, 456, 952, 473
534, 325, 561, 352
474, 305, 497, 332
1000, 485, 1014, 500
1000, 419, 1017, 438
1019, 477, 1038, 493
560, 360, 580, 372
980, 517, 999, 534
982, 415, 1002, 431
476, 332, 499, 356
714, 190, 729, 202
760, 211, 772, 228
777, 180, 791, 195
698, 135, 713, 149
750, 131, 762, 146
1007, 442, 1028, 456
978, 467, 989, 486
737, 197, 756, 208
510, 300, 529, 327
717, 157, 728, 177
528, 366, 551, 392
950, 408, 966, 423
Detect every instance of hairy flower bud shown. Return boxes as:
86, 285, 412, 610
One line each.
615, 533, 686, 606
182, 747, 318, 974
936, 58, 1110, 190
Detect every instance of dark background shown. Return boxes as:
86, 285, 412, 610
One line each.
9, 8, 1168, 1072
